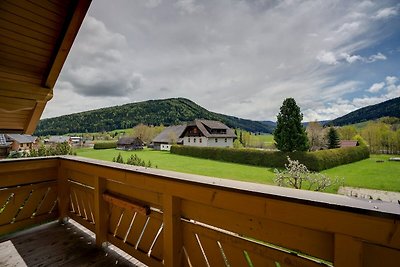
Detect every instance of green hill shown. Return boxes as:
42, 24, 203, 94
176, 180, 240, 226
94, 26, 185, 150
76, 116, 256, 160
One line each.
35, 98, 274, 135
331, 97, 400, 126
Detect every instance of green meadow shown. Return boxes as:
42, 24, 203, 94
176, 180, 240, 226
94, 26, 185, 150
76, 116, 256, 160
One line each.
76, 148, 400, 193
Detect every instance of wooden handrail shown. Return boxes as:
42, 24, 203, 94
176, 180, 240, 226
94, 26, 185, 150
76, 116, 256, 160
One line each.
1, 157, 399, 266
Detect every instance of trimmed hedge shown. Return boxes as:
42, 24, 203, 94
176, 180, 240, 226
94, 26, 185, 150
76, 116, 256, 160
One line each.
170, 145, 370, 171
93, 141, 117, 150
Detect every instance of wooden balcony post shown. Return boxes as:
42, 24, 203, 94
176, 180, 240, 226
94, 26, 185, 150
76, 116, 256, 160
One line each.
94, 176, 108, 246
163, 194, 183, 267
57, 160, 69, 221
334, 234, 363, 267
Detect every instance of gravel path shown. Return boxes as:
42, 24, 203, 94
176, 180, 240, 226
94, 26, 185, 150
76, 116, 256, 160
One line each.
338, 186, 400, 203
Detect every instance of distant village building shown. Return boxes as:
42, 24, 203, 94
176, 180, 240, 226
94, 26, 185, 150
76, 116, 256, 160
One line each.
70, 136, 83, 146
152, 125, 185, 150
6, 134, 39, 152
340, 140, 359, 148
47, 136, 72, 145
117, 137, 144, 150
0, 134, 12, 158
152, 120, 236, 150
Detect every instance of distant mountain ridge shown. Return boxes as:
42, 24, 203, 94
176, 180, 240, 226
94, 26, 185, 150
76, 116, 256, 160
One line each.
35, 98, 275, 135
331, 97, 400, 126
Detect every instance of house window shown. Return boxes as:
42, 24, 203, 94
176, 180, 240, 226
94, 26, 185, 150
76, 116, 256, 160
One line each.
194, 138, 196, 143
215, 138, 218, 143
225, 138, 227, 142
188, 138, 190, 143
199, 138, 202, 143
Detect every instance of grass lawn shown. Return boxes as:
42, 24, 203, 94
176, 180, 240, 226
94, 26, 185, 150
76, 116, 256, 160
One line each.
76, 148, 400, 193
76, 148, 276, 184
323, 154, 400, 193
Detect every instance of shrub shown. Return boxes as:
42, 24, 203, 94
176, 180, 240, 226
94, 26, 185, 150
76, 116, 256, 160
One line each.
170, 145, 369, 171
94, 141, 117, 149
274, 157, 342, 191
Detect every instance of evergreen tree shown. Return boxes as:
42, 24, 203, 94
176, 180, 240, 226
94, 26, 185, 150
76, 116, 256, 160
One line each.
274, 98, 309, 152
327, 127, 340, 149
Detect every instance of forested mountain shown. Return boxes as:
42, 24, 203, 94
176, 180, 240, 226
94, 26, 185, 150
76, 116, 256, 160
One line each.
35, 98, 275, 135
331, 97, 400, 126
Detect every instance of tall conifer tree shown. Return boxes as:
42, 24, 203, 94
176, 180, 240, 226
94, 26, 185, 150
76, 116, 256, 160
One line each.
274, 98, 309, 152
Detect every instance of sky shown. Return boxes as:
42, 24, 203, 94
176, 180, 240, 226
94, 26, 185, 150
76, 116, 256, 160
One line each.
42, 0, 400, 122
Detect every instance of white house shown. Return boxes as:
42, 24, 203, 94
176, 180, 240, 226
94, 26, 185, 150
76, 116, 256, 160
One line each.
181, 120, 236, 148
152, 120, 236, 150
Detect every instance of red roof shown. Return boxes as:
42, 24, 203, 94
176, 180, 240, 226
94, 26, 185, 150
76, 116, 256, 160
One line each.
340, 140, 359, 147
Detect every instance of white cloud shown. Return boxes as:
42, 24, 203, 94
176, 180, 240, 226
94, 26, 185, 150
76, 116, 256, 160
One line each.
373, 6, 398, 20
146, 0, 162, 8
386, 76, 398, 86
368, 82, 385, 93
367, 52, 387, 62
317, 51, 338, 65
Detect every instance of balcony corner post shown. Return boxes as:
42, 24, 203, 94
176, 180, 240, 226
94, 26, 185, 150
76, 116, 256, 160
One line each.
57, 160, 69, 221
94, 176, 108, 247
163, 194, 183, 267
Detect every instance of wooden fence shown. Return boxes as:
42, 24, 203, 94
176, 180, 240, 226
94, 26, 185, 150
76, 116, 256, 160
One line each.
1, 156, 399, 266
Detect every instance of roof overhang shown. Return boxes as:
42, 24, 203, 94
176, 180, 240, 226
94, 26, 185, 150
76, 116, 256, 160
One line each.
0, 0, 92, 134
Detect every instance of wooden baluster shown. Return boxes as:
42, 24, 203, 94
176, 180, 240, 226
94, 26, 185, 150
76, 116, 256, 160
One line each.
57, 160, 69, 221
334, 234, 363, 267
94, 176, 108, 246
163, 194, 183, 267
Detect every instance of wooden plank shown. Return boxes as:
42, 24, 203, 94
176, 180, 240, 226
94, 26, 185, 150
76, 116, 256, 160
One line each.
184, 221, 323, 267
103, 193, 150, 216
0, 6, 60, 37
25, 0, 69, 17
363, 242, 400, 267
149, 222, 164, 261
115, 208, 135, 241
108, 234, 164, 267
181, 199, 334, 261
0, 28, 53, 51
68, 212, 95, 232
0, 81, 52, 101
0, 168, 57, 188
67, 169, 95, 187
108, 204, 124, 237
0, 187, 32, 225
125, 211, 147, 248
182, 224, 208, 267
36, 185, 58, 215
106, 180, 162, 208
0, 212, 57, 236
93, 177, 106, 245
0, 159, 58, 174
163, 194, 183, 267
137, 213, 163, 254
3, 0, 66, 26
334, 234, 362, 267
14, 186, 49, 222
0, 67, 43, 84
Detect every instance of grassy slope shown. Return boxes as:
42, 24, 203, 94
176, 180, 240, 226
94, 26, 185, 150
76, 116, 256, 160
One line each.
76, 148, 276, 184
76, 148, 400, 192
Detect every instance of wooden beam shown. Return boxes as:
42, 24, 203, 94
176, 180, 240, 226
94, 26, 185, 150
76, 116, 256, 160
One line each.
94, 177, 108, 246
0, 81, 52, 101
102, 193, 150, 216
24, 100, 47, 134
44, 0, 92, 88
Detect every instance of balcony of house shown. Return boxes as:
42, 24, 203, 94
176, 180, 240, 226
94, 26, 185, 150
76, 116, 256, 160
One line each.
0, 156, 399, 267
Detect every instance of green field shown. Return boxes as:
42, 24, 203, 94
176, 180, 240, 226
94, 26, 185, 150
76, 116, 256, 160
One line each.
76, 148, 400, 192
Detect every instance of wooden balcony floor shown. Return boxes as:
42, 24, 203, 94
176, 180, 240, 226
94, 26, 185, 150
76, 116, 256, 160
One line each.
0, 220, 145, 267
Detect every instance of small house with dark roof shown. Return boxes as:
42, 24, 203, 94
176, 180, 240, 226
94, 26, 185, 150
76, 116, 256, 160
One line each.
340, 140, 359, 148
152, 125, 186, 150
117, 137, 144, 150
6, 134, 39, 152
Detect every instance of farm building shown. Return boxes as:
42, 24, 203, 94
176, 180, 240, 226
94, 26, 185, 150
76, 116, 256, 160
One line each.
0, 134, 12, 158
117, 137, 144, 150
340, 140, 359, 148
152, 125, 185, 150
6, 134, 39, 152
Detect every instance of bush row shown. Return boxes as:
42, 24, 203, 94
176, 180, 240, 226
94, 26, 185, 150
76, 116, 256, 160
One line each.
93, 141, 117, 149
170, 145, 370, 171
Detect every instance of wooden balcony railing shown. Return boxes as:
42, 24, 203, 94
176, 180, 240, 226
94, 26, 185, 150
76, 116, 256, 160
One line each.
1, 156, 399, 266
